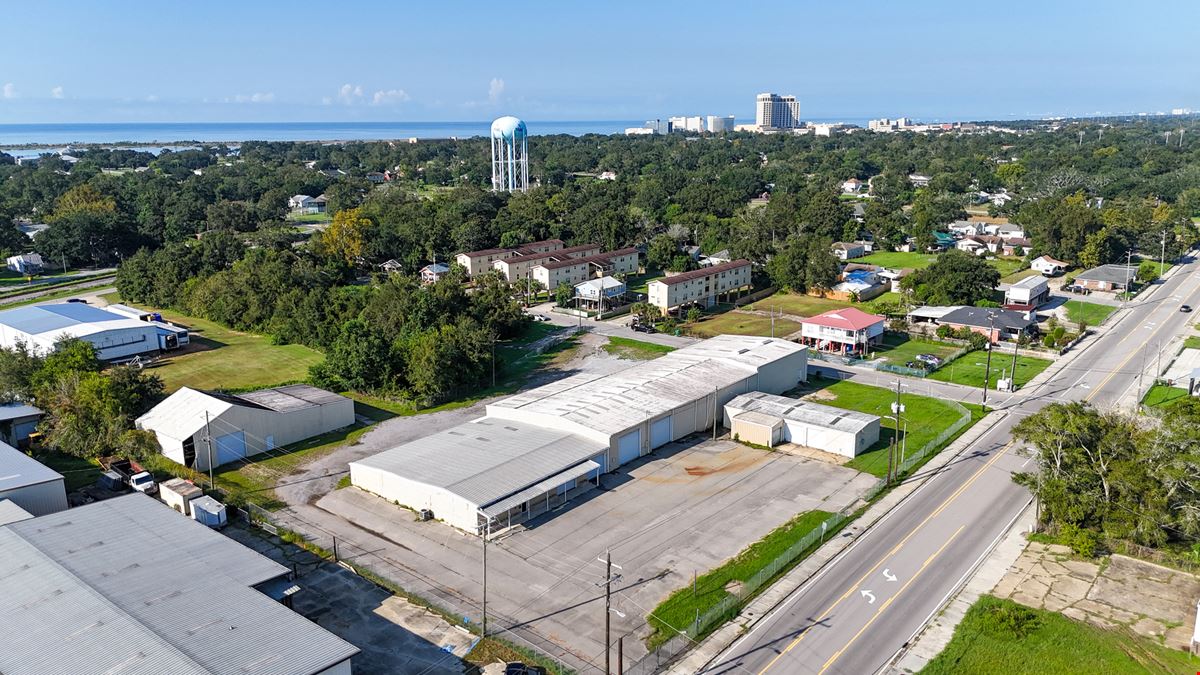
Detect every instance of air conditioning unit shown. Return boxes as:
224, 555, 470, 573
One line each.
418, 509, 433, 522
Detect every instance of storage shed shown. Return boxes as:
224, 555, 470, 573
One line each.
0, 441, 68, 516
137, 384, 356, 471
0, 402, 42, 448
724, 392, 881, 457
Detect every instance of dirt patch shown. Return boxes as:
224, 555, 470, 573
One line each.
685, 466, 713, 476
803, 389, 838, 402
992, 541, 1200, 650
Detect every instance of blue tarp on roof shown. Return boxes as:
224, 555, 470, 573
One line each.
845, 270, 875, 283
0, 303, 124, 335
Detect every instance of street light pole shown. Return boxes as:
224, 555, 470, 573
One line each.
1161, 229, 1168, 279
1009, 337, 1019, 393
1123, 250, 1133, 305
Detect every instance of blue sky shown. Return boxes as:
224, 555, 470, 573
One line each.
0, 0, 1195, 124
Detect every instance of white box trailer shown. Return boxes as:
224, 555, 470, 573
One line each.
190, 496, 227, 528
159, 477, 203, 516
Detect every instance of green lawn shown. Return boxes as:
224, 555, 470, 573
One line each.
646, 510, 835, 648
798, 378, 983, 478
858, 291, 906, 313
1000, 267, 1041, 284
285, 212, 332, 223
1142, 383, 1190, 409
1183, 335, 1200, 350
31, 450, 104, 492
746, 291, 851, 317
928, 351, 1052, 391
625, 270, 664, 295
688, 312, 801, 338
986, 257, 1027, 279
871, 335, 960, 367
858, 251, 939, 269
921, 595, 1197, 675
603, 336, 675, 360
1063, 299, 1116, 326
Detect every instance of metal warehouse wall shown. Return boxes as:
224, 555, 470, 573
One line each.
0, 479, 68, 516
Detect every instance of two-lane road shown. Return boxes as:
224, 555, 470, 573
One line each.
703, 254, 1200, 675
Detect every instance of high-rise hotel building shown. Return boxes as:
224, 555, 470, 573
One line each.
755, 93, 801, 130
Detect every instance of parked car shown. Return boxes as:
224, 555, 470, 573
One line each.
916, 353, 942, 366
1181, 305, 1192, 313
66, 297, 88, 303
532, 314, 550, 322
504, 664, 527, 675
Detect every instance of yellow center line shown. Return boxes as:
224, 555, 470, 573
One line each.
755, 443, 1011, 675
817, 525, 967, 675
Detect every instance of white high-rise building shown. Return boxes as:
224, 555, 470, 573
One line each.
707, 115, 735, 133
755, 93, 801, 130
490, 116, 529, 193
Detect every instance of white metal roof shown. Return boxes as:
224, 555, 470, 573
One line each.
1010, 275, 1048, 291
352, 418, 606, 509
726, 392, 879, 433
488, 336, 805, 439
907, 305, 964, 320
135, 387, 235, 442
0, 498, 31, 525
0, 441, 63, 493
0, 494, 358, 675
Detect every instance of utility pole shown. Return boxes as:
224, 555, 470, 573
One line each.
490, 335, 496, 388
1009, 338, 1019, 393
203, 410, 215, 488
1161, 229, 1168, 279
1124, 250, 1133, 305
599, 550, 624, 675
617, 636, 624, 675
482, 516, 488, 637
712, 385, 719, 441
889, 379, 902, 483
982, 314, 996, 408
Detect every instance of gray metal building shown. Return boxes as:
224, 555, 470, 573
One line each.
723, 392, 880, 457
0, 494, 359, 675
0, 440, 67, 516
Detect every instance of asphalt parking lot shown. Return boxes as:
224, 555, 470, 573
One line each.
279, 436, 876, 671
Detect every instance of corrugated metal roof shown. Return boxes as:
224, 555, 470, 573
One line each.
237, 384, 348, 412
0, 441, 63, 492
0, 498, 32, 525
352, 418, 606, 508
488, 336, 805, 438
727, 391, 879, 433
481, 459, 600, 517
732, 410, 783, 429
0, 494, 359, 675
135, 387, 234, 442
0, 401, 43, 421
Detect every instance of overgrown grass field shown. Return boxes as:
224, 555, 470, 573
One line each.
1064, 300, 1117, 326
927, 351, 1052, 391
688, 312, 801, 338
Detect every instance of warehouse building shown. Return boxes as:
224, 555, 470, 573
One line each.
0, 494, 359, 675
352, 336, 807, 533
137, 384, 355, 471
0, 441, 68, 516
723, 392, 880, 457
0, 302, 189, 360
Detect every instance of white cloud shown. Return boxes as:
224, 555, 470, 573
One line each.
372, 88, 410, 105
233, 92, 275, 103
336, 83, 364, 104
2, 83, 17, 99
488, 77, 505, 104
50, 86, 64, 99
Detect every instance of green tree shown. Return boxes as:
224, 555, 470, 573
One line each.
555, 282, 575, 308
901, 249, 1000, 305
647, 234, 679, 271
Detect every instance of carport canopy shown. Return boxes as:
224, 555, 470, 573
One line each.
481, 459, 601, 518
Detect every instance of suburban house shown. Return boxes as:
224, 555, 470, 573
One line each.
699, 249, 733, 267
852, 202, 867, 223
5, 253, 43, 275
1004, 275, 1050, 310
985, 223, 1025, 239
1001, 237, 1031, 256
830, 267, 888, 302
380, 259, 404, 274
137, 385, 355, 472
491, 243, 602, 282
455, 239, 566, 277
1075, 263, 1136, 292
908, 173, 931, 187
366, 171, 387, 184
948, 220, 984, 237
420, 262, 450, 284
798, 307, 886, 355
532, 248, 639, 291
287, 194, 327, 214
1031, 255, 1069, 276
878, 268, 912, 291
908, 306, 1036, 343
647, 259, 752, 314
723, 392, 880, 457
841, 178, 863, 194
931, 231, 957, 250
575, 276, 626, 310
956, 237, 988, 255
832, 242, 866, 261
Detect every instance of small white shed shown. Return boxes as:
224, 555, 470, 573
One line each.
724, 392, 881, 457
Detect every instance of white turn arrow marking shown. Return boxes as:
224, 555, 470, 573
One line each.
860, 590, 876, 604
883, 569, 897, 582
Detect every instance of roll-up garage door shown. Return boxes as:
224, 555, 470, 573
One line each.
214, 431, 247, 466
617, 429, 641, 465
650, 416, 672, 449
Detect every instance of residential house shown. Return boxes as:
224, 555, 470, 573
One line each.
841, 178, 863, 194
878, 268, 912, 291
832, 242, 866, 261
956, 237, 988, 255
1003, 275, 1050, 309
1075, 264, 1136, 292
366, 171, 386, 184
931, 231, 957, 250
907, 305, 1036, 343
1031, 255, 1069, 276
992, 223, 1026, 239
799, 308, 886, 355
948, 220, 984, 237
852, 202, 866, 223
908, 173, 931, 187
1001, 237, 1031, 256
598, 171, 618, 181
380, 259, 404, 274
575, 276, 626, 310
420, 263, 450, 284
699, 249, 733, 267
647, 259, 752, 314
6, 253, 43, 275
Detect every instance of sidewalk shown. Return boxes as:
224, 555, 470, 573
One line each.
665, 406, 1011, 674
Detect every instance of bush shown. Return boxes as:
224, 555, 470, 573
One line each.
936, 324, 954, 338
1058, 523, 1100, 558
977, 599, 1043, 639
954, 326, 975, 340
1042, 335, 1056, 348
888, 319, 908, 332
967, 332, 989, 350
975, 299, 1000, 308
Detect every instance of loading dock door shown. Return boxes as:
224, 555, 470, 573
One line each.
214, 431, 247, 466
617, 429, 641, 465
650, 416, 672, 449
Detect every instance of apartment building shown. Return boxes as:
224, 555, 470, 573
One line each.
491, 243, 602, 282
647, 259, 752, 314
455, 238, 565, 277
533, 247, 639, 290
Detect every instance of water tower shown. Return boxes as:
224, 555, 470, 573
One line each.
490, 115, 529, 193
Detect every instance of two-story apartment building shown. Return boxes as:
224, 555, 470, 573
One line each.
647, 259, 752, 314
533, 247, 639, 290
799, 308, 885, 355
492, 243, 602, 282
455, 238, 565, 277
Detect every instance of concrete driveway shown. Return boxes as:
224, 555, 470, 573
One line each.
275, 437, 877, 672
